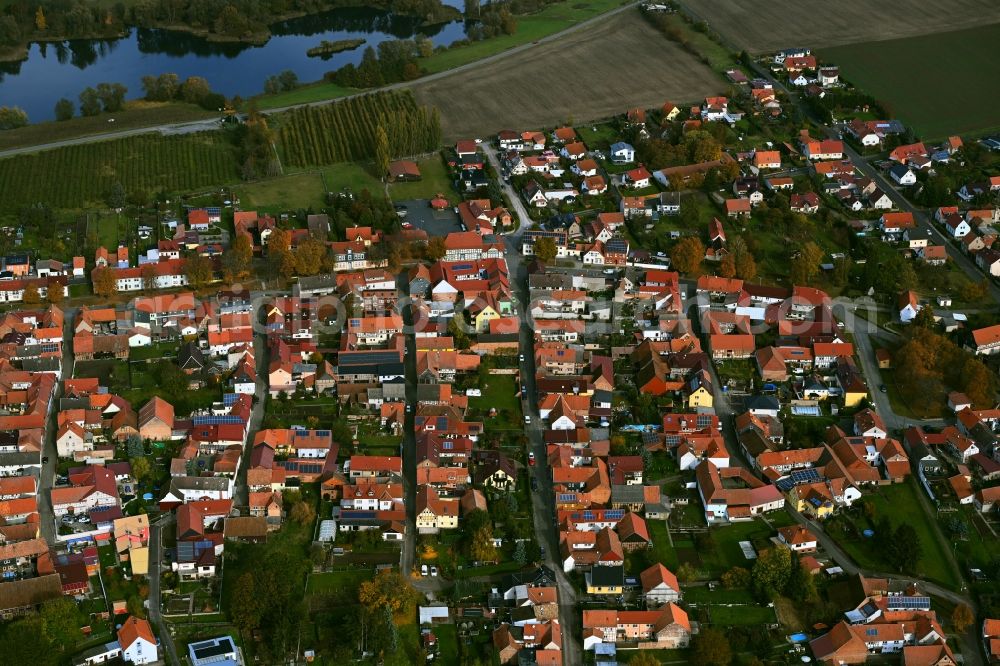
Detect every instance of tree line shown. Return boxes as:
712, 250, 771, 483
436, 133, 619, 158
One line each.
140, 72, 226, 110
325, 2, 516, 90
895, 311, 996, 413
0, 0, 460, 49
278, 90, 441, 167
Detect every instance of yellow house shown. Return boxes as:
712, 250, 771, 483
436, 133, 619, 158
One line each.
686, 370, 714, 410
687, 385, 714, 409
585, 566, 625, 595
842, 389, 866, 408
788, 484, 835, 520
471, 304, 500, 333
415, 486, 459, 533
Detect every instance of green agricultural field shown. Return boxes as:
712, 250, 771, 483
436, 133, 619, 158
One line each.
0, 132, 239, 212
821, 23, 1000, 139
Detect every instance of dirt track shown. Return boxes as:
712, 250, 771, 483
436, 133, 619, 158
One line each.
411, 9, 724, 141
681, 0, 1000, 53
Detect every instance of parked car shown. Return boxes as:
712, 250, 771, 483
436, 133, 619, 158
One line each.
528, 452, 535, 466
524, 415, 531, 425
421, 565, 428, 576
430, 566, 438, 577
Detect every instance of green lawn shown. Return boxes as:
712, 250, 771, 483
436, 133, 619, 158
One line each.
699, 516, 790, 577
682, 585, 755, 604
255, 82, 356, 110
306, 570, 373, 593
821, 23, 1000, 140
656, 12, 736, 71
706, 603, 776, 627
575, 122, 622, 151
320, 163, 383, 195
387, 155, 455, 202
468, 374, 523, 430
628, 520, 679, 572
93, 214, 120, 249
235, 171, 328, 212
420, 0, 628, 75
0, 101, 216, 153
129, 341, 178, 362
826, 480, 960, 588
433, 624, 459, 664
940, 507, 999, 574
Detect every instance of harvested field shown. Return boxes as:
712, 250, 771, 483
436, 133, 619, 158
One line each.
822, 23, 1000, 139
411, 9, 723, 142
680, 0, 1000, 53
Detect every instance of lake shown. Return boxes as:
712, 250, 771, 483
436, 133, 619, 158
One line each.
0, 6, 473, 122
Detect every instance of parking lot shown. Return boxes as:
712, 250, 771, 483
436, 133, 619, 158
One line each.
396, 199, 463, 237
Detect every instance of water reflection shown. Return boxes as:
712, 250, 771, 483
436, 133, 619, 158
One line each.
0, 6, 473, 121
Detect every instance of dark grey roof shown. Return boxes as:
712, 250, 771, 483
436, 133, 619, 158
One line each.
589, 564, 625, 586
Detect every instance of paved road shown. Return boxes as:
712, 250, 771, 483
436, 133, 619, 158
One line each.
0, 1, 643, 160
502, 233, 582, 666
232, 313, 270, 509
835, 303, 946, 432
149, 514, 182, 666
483, 142, 536, 236
38, 309, 77, 544
398, 280, 418, 578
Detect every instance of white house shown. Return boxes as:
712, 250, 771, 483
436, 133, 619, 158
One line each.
609, 142, 635, 164
640, 563, 682, 606
128, 330, 152, 348
889, 165, 917, 186
898, 291, 920, 323
118, 616, 158, 665
945, 216, 971, 239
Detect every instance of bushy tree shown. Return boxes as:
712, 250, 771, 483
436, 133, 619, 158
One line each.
54, 98, 74, 121
691, 627, 732, 666
79, 88, 102, 116
532, 236, 557, 263
0, 106, 28, 130
180, 76, 211, 103
96, 82, 127, 112
670, 236, 705, 274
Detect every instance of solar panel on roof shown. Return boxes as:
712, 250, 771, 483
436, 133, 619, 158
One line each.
192, 638, 235, 660
316, 430, 330, 436
605, 509, 624, 520
558, 494, 575, 502
888, 596, 930, 609
582, 511, 594, 520
790, 468, 820, 484
192, 415, 244, 426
